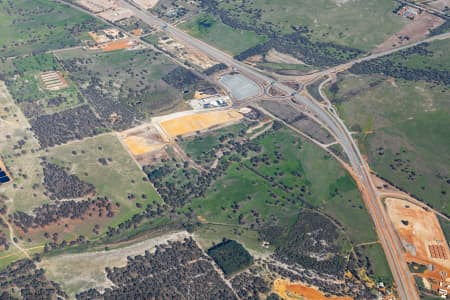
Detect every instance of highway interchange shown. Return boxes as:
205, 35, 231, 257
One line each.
61, 1, 450, 298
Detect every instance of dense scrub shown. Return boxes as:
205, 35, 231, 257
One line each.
207, 239, 253, 275
12, 198, 114, 233
0, 259, 67, 299
350, 44, 450, 85
42, 162, 96, 200
76, 238, 237, 299
262, 210, 346, 276
30, 105, 106, 148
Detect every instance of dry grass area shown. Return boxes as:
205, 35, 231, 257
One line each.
265, 49, 305, 65
132, 0, 160, 9
39, 231, 190, 297
77, 0, 116, 13
159, 110, 243, 138
119, 125, 167, 156
272, 279, 353, 300
98, 7, 134, 22
386, 198, 450, 269
0, 81, 47, 212
374, 12, 444, 53
88, 31, 110, 44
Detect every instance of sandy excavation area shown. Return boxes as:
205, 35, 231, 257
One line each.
385, 198, 450, 269
119, 125, 167, 156
159, 110, 243, 138
272, 279, 353, 300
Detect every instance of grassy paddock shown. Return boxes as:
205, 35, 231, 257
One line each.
179, 14, 268, 55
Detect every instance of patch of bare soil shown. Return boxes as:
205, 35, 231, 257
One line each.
385, 198, 450, 269
374, 12, 444, 53
265, 49, 305, 65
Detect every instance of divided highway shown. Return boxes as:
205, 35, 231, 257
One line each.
117, 2, 421, 299
75, 1, 449, 298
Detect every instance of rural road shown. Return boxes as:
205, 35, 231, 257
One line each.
61, 1, 450, 298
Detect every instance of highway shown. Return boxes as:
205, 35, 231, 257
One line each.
70, 1, 443, 298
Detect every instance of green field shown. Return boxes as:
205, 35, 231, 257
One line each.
0, 53, 85, 116
47, 134, 162, 225
200, 0, 406, 52
326, 73, 450, 214
57, 48, 189, 123
180, 127, 377, 245
0, 0, 105, 58
356, 243, 393, 285
388, 39, 450, 71
179, 123, 247, 166
179, 14, 268, 55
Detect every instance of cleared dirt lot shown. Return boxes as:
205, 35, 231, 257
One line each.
265, 49, 305, 65
374, 12, 444, 53
132, 0, 160, 9
39, 231, 190, 297
101, 39, 133, 51
386, 197, 450, 269
119, 124, 167, 156
98, 7, 134, 22
272, 279, 353, 300
159, 110, 243, 138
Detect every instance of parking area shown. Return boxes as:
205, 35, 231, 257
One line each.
219, 74, 260, 100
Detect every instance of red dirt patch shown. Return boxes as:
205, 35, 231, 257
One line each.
102, 39, 132, 52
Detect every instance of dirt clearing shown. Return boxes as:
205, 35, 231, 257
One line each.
265, 49, 305, 65
132, 0, 160, 9
39, 231, 190, 297
272, 279, 353, 300
101, 39, 133, 51
159, 110, 243, 138
385, 197, 450, 269
374, 12, 444, 53
119, 125, 167, 156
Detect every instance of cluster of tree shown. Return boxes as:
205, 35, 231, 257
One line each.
81, 82, 139, 130
42, 161, 96, 200
200, 0, 361, 67
30, 105, 107, 148
144, 136, 261, 207
104, 202, 167, 239
431, 19, 450, 36
231, 271, 270, 300
43, 234, 90, 253
12, 197, 114, 232
0, 1, 104, 58
262, 211, 345, 277
76, 238, 237, 299
162, 66, 214, 97
349, 45, 450, 86
61, 50, 169, 130
207, 239, 253, 276
203, 63, 228, 76
144, 162, 218, 207
200, 0, 275, 36
0, 259, 67, 300
235, 31, 362, 67
266, 260, 377, 299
